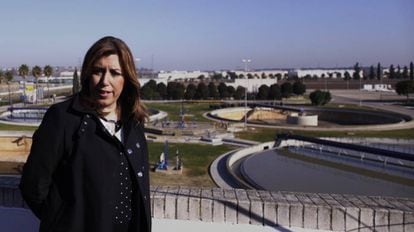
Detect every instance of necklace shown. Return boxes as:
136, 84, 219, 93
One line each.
100, 116, 122, 133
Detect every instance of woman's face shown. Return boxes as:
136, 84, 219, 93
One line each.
89, 54, 125, 114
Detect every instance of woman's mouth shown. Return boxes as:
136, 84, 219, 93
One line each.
98, 90, 112, 98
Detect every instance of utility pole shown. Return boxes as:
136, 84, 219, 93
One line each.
242, 59, 251, 129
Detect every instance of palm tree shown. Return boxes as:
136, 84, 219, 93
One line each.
0, 70, 4, 84
18, 64, 29, 105
5, 71, 14, 106
43, 65, 53, 100
32, 66, 42, 104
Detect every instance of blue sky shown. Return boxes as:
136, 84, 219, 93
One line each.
0, 0, 413, 71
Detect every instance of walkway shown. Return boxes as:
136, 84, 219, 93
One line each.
0, 207, 329, 232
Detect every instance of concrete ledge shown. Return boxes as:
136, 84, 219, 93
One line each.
2, 179, 413, 231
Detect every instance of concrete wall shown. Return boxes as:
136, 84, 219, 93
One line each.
0, 136, 31, 162
287, 113, 318, 126
1, 181, 413, 231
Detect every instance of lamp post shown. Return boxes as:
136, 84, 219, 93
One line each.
359, 69, 362, 106
7, 81, 12, 107
135, 58, 141, 73
242, 59, 251, 129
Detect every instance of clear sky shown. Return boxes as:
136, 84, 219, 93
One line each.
0, 0, 413, 71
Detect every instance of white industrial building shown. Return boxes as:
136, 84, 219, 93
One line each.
289, 69, 360, 78
157, 70, 209, 81
226, 78, 278, 92
228, 70, 288, 79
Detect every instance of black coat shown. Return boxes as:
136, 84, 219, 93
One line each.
19, 95, 151, 232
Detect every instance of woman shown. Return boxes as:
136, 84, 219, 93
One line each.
20, 36, 151, 232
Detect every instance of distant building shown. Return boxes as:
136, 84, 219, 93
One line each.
288, 69, 359, 79
226, 78, 277, 92
157, 70, 209, 81
229, 70, 288, 79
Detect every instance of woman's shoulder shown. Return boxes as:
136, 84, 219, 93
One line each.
43, 96, 75, 117
42, 95, 83, 125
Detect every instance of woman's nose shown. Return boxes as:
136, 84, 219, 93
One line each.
100, 69, 111, 85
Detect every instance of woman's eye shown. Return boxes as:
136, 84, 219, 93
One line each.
92, 67, 104, 75
110, 70, 122, 76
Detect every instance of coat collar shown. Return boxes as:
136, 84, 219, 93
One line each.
70, 94, 98, 116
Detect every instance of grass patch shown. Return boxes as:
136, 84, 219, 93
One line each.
236, 127, 414, 142
147, 142, 235, 187
145, 102, 212, 122
0, 123, 37, 131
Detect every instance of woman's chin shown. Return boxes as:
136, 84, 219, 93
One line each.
96, 101, 116, 112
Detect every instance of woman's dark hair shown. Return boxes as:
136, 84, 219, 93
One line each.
79, 36, 147, 123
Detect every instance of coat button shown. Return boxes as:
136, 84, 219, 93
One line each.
127, 149, 133, 154
137, 172, 143, 177
83, 121, 88, 125
120, 152, 124, 156
143, 196, 147, 200
86, 114, 91, 118
136, 142, 140, 149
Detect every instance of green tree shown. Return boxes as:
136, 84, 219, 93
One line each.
335, 72, 342, 79
389, 65, 395, 79
32, 66, 42, 101
344, 71, 351, 80
368, 65, 375, 80
227, 71, 237, 80
269, 84, 282, 100
309, 90, 331, 106
167, 82, 185, 100
141, 84, 155, 100
226, 85, 236, 99
156, 82, 167, 99
32, 65, 42, 83
72, 67, 81, 95
396, 65, 402, 79
146, 79, 157, 91
281, 82, 293, 98
167, 82, 177, 100
5, 71, 13, 82
18, 64, 30, 104
217, 82, 229, 99
395, 80, 414, 103
403, 66, 409, 79
208, 82, 219, 99
257, 85, 270, 100
197, 75, 205, 81
410, 62, 413, 80
184, 83, 197, 100
211, 73, 223, 81
173, 83, 185, 100
353, 62, 361, 80
5, 71, 14, 105
275, 73, 282, 80
0, 70, 4, 84
43, 65, 53, 98
141, 80, 159, 99
195, 82, 209, 99
292, 81, 306, 95
377, 63, 382, 81
234, 86, 245, 100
